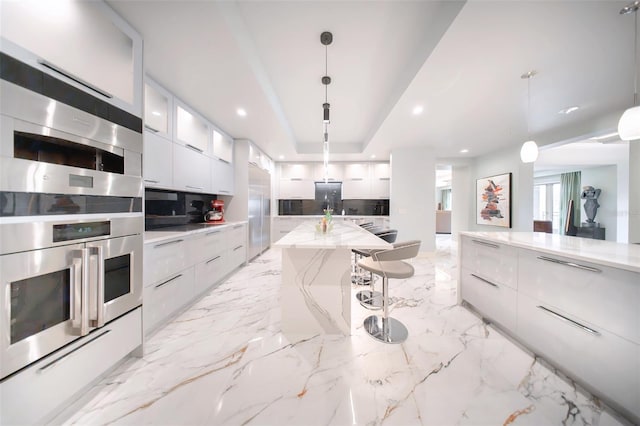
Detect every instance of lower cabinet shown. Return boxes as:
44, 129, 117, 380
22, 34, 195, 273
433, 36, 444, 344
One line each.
517, 293, 639, 417
0, 308, 142, 425
458, 234, 640, 423
144, 268, 195, 333
460, 267, 516, 332
143, 223, 247, 336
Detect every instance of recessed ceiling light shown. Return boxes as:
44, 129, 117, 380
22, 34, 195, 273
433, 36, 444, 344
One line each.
151, 111, 161, 116
278, 155, 284, 160
460, 149, 469, 153
412, 105, 424, 115
370, 154, 376, 159
236, 108, 247, 117
558, 106, 580, 114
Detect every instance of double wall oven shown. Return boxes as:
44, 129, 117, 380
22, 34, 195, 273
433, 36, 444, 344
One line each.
0, 55, 143, 380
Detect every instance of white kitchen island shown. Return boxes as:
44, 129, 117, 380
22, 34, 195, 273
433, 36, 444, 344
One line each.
274, 220, 391, 339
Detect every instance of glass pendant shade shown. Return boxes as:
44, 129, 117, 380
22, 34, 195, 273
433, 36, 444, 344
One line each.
520, 140, 539, 163
618, 105, 640, 141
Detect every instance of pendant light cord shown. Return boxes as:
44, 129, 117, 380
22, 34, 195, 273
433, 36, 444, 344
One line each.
527, 75, 531, 135
325, 44, 328, 104
634, 9, 638, 106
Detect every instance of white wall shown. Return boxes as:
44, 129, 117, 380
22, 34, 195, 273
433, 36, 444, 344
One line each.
468, 145, 534, 232
628, 143, 640, 244
580, 166, 617, 241
390, 146, 435, 252
451, 165, 471, 237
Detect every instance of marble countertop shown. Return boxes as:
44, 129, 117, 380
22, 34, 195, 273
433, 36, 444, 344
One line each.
274, 220, 392, 250
144, 221, 247, 245
460, 231, 640, 273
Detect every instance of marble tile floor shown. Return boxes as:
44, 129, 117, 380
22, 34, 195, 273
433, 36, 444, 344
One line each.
56, 235, 630, 425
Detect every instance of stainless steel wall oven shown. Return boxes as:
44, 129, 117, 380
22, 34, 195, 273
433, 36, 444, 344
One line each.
0, 53, 143, 381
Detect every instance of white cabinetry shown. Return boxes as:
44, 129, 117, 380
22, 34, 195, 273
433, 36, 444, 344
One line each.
143, 130, 172, 187
460, 237, 517, 331
279, 179, 315, 199
143, 223, 247, 336
144, 80, 172, 139
175, 101, 209, 154
313, 163, 343, 181
342, 163, 390, 199
213, 130, 233, 163
173, 143, 211, 193
280, 163, 314, 180
371, 163, 391, 199
0, 308, 142, 425
0, 1, 142, 116
459, 234, 640, 423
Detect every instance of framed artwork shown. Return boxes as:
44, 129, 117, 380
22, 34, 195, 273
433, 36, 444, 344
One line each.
476, 172, 511, 228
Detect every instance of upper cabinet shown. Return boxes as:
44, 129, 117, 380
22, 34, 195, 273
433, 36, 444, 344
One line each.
344, 163, 370, 181
175, 101, 209, 154
280, 164, 314, 181
313, 163, 343, 182
0, 0, 143, 117
144, 80, 173, 140
213, 130, 233, 163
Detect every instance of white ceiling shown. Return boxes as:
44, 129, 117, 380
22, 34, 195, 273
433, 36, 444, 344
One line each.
108, 0, 638, 162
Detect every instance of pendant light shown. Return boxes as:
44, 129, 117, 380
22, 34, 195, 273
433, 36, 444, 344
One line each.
618, 1, 640, 141
520, 70, 539, 163
321, 31, 333, 182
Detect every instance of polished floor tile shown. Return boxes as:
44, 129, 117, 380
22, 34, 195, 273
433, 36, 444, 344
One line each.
56, 235, 629, 425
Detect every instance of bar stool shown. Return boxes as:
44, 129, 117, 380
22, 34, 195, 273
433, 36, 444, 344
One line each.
357, 240, 421, 344
355, 230, 398, 309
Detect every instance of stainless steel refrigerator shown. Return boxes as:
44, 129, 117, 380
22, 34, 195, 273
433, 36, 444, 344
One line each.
248, 164, 271, 260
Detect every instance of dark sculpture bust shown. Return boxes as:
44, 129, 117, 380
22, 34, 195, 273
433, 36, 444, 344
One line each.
580, 186, 601, 226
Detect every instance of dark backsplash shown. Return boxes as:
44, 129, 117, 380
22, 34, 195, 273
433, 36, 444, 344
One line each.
279, 199, 389, 216
145, 189, 216, 230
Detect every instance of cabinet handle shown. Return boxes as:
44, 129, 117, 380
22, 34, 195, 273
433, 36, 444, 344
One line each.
350, 178, 364, 181
153, 239, 184, 248
186, 144, 204, 153
471, 239, 500, 249
378, 177, 390, 181
38, 330, 112, 373
233, 245, 243, 251
536, 306, 600, 336
218, 157, 230, 164
206, 230, 221, 236
470, 273, 498, 288
186, 185, 204, 191
155, 274, 183, 289
290, 178, 303, 181
144, 179, 160, 183
206, 255, 221, 265
144, 125, 160, 133
233, 225, 243, 229
38, 59, 113, 99
536, 256, 602, 273
218, 190, 230, 194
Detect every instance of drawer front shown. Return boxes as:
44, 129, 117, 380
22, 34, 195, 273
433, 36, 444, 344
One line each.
460, 236, 517, 289
143, 267, 194, 334
460, 267, 517, 332
229, 244, 247, 271
227, 225, 246, 249
188, 229, 225, 264
517, 293, 639, 420
0, 308, 142, 425
518, 248, 640, 344
144, 238, 188, 286
194, 253, 225, 296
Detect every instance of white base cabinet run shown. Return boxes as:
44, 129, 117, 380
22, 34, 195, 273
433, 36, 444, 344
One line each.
0, 308, 142, 425
459, 233, 640, 424
143, 223, 247, 336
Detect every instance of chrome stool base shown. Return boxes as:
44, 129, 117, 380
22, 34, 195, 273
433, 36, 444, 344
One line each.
363, 315, 408, 344
356, 290, 383, 310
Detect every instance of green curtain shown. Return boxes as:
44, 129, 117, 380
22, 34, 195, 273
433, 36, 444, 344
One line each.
560, 171, 581, 232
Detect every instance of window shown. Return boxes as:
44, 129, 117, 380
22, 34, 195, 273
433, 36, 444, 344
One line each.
534, 180, 561, 232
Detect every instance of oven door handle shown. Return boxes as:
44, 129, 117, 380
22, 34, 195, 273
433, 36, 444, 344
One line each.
71, 249, 84, 332
71, 248, 91, 336
89, 246, 105, 328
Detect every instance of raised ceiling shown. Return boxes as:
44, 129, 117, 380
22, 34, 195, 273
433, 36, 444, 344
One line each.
108, 0, 637, 162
